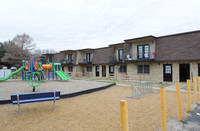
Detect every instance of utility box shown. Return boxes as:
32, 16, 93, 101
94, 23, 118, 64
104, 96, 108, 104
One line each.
11, 67, 17, 79
0, 68, 11, 78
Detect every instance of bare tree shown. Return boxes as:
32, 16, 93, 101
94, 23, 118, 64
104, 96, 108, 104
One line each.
42, 49, 58, 54
12, 33, 36, 54
1, 41, 22, 66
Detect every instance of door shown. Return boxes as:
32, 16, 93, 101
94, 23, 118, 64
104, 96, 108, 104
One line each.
96, 66, 99, 77
163, 64, 172, 82
179, 64, 190, 82
102, 66, 106, 77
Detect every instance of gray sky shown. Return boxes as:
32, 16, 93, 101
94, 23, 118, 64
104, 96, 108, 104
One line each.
0, 0, 200, 51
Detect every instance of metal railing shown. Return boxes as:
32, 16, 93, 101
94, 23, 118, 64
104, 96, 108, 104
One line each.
60, 59, 74, 64
127, 83, 159, 99
78, 58, 92, 64
125, 52, 155, 61
109, 56, 123, 63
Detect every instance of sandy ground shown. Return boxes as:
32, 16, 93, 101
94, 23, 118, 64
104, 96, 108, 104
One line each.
0, 85, 194, 131
0, 79, 112, 100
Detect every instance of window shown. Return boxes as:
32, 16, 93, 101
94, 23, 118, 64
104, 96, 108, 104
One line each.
138, 65, 150, 74
49, 56, 53, 62
165, 65, 172, 74
86, 53, 93, 62
118, 49, 124, 61
86, 66, 92, 72
68, 66, 73, 72
68, 54, 73, 63
109, 66, 114, 73
118, 65, 126, 73
137, 44, 149, 59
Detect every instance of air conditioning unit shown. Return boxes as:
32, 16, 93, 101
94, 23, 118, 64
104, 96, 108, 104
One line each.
126, 54, 132, 60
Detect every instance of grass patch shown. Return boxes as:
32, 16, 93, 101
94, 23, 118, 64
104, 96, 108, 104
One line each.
187, 110, 195, 114
181, 86, 199, 91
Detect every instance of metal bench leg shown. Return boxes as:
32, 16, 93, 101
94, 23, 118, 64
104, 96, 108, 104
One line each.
53, 92, 55, 110
17, 95, 21, 114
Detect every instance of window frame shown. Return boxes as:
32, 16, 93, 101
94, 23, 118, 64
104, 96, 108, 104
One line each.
137, 44, 150, 59
68, 54, 73, 63
86, 53, 92, 62
118, 49, 124, 61
118, 65, 127, 73
109, 66, 114, 74
68, 66, 73, 72
137, 65, 150, 74
86, 66, 92, 72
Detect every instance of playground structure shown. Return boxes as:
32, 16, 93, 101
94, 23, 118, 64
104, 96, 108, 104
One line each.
22, 59, 70, 81
0, 59, 70, 91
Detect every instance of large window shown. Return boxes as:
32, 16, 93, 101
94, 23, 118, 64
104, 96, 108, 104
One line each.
138, 65, 150, 74
68, 54, 73, 63
109, 66, 114, 73
86, 53, 93, 62
118, 65, 126, 73
118, 49, 124, 61
86, 66, 92, 72
68, 66, 73, 72
49, 56, 53, 62
137, 44, 149, 59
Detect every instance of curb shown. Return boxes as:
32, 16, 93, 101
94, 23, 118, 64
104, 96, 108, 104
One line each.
0, 82, 116, 105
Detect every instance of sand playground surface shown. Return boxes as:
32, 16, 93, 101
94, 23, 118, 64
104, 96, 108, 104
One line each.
0, 80, 194, 131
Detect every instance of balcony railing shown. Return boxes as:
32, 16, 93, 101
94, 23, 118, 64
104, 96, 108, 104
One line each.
109, 56, 124, 64
60, 59, 74, 65
125, 52, 155, 62
78, 58, 92, 64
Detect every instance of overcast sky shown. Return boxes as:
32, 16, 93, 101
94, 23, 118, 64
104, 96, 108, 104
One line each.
0, 0, 200, 51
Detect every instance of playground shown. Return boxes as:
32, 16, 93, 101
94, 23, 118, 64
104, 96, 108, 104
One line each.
0, 82, 194, 130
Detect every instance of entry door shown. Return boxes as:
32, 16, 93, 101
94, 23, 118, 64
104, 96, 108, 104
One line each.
198, 63, 200, 76
102, 66, 106, 77
179, 64, 190, 82
163, 64, 172, 82
96, 66, 99, 77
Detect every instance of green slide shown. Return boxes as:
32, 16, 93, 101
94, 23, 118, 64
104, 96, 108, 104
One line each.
0, 66, 25, 82
55, 70, 70, 80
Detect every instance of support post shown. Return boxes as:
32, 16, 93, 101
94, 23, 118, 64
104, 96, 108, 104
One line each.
193, 77, 198, 104
187, 79, 191, 111
17, 95, 20, 114
120, 100, 128, 131
176, 83, 182, 121
160, 87, 166, 131
53, 92, 56, 110
198, 77, 200, 98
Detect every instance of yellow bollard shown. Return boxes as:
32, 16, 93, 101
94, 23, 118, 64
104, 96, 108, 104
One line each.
120, 100, 128, 131
176, 83, 182, 121
160, 87, 166, 131
198, 77, 200, 98
193, 77, 198, 104
187, 79, 191, 111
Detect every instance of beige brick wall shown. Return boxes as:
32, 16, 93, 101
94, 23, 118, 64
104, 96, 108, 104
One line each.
127, 62, 162, 82
127, 61, 200, 83
130, 40, 156, 55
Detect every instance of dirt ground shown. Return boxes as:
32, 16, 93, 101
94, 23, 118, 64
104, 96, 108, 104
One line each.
0, 86, 193, 131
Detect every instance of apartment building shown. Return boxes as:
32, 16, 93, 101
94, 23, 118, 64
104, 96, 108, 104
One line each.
42, 30, 200, 83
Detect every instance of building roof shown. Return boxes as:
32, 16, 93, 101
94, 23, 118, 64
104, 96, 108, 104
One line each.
109, 42, 124, 47
155, 30, 200, 61
92, 47, 114, 64
124, 35, 157, 42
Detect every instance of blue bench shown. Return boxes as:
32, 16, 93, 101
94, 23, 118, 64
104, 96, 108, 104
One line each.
11, 91, 60, 114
